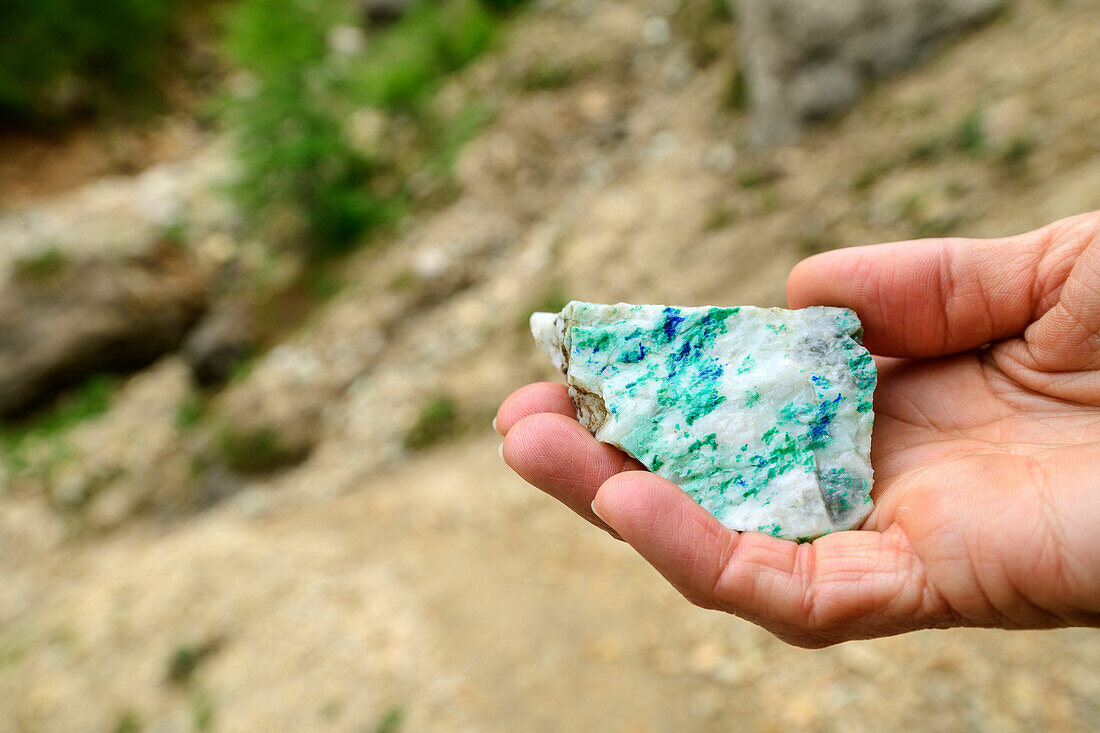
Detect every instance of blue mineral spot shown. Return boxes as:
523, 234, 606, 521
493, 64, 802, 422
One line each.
672, 340, 692, 364
620, 343, 647, 363
698, 361, 723, 380
661, 308, 685, 342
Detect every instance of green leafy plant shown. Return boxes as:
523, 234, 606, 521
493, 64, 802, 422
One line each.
12, 248, 68, 281
224, 0, 512, 256
0, 0, 180, 123
217, 426, 306, 473
373, 706, 405, 733
223, 0, 397, 255
404, 397, 460, 450
955, 109, 986, 155
724, 68, 749, 111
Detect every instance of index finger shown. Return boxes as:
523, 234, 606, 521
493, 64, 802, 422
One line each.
786, 213, 1097, 358
495, 382, 577, 435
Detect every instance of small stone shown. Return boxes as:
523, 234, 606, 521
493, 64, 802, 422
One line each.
642, 17, 671, 46
531, 301, 876, 541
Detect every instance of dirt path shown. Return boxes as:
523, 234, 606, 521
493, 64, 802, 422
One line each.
3, 433, 1099, 732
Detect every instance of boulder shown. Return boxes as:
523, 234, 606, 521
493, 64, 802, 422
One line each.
0, 245, 208, 417
182, 300, 256, 386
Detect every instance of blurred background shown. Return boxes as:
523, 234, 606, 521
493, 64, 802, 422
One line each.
1, 0, 1099, 730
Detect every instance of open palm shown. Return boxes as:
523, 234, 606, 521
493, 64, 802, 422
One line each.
497, 211, 1100, 647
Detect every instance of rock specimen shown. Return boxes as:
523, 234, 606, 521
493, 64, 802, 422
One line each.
531, 302, 876, 541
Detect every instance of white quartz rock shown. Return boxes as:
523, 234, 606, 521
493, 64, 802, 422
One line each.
531, 301, 876, 541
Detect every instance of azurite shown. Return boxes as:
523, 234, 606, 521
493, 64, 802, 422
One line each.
531, 301, 876, 541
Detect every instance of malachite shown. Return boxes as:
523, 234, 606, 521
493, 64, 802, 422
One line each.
531, 301, 876, 541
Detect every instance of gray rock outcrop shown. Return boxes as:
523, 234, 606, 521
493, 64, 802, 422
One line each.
0, 246, 208, 417
739, 0, 1006, 142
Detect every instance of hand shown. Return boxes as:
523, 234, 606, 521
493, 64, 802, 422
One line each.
496, 211, 1100, 647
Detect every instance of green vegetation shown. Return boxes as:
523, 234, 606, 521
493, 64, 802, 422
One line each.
223, 0, 400, 255
191, 694, 215, 732
673, 0, 736, 67
530, 285, 569, 316
517, 63, 579, 92
850, 158, 894, 192
897, 192, 963, 239
113, 711, 143, 733
425, 101, 497, 179
12, 248, 69, 282
0, 639, 26, 669
999, 134, 1037, 166
724, 68, 749, 111
0, 375, 116, 476
217, 427, 306, 474
175, 394, 205, 431
517, 282, 569, 331
736, 165, 782, 189
166, 640, 221, 685
704, 205, 737, 230
907, 133, 943, 162
224, 0, 519, 256
303, 267, 347, 303
0, 0, 180, 123
955, 109, 986, 154
798, 232, 837, 256
353, 1, 497, 111
404, 397, 460, 450
713, 0, 736, 20
374, 706, 405, 733
389, 269, 419, 291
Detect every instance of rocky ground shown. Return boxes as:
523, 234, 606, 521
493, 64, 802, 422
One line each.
2, 0, 1100, 730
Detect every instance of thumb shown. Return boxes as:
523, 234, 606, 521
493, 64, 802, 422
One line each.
786, 213, 1099, 358
992, 218, 1100, 404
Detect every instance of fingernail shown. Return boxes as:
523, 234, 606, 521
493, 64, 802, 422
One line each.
591, 499, 608, 523
498, 442, 505, 462
492, 416, 499, 435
